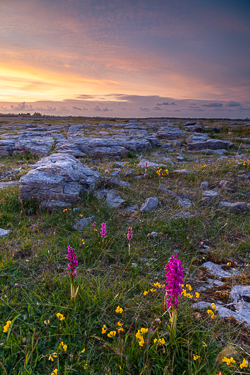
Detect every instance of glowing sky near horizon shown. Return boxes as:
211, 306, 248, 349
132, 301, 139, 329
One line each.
0, 0, 250, 118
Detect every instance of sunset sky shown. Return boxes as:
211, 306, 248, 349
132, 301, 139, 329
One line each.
0, 0, 249, 118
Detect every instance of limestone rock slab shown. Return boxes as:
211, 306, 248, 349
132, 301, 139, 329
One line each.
19, 153, 101, 204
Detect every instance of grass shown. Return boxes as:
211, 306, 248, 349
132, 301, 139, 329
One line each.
1, 118, 250, 374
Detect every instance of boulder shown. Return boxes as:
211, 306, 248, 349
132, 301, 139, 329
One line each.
19, 153, 101, 204
200, 181, 209, 190
94, 189, 126, 208
140, 197, 159, 212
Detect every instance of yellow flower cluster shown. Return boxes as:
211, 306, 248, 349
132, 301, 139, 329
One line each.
51, 369, 58, 375
240, 358, 248, 369
222, 356, 236, 366
153, 282, 165, 288
193, 355, 200, 361
181, 284, 200, 299
115, 306, 123, 314
144, 284, 164, 296
3, 320, 11, 333
59, 341, 67, 351
48, 353, 58, 361
136, 328, 148, 347
154, 337, 165, 345
56, 313, 65, 321
207, 303, 216, 319
182, 289, 193, 298
101, 324, 107, 334
107, 331, 116, 338
207, 310, 215, 319
116, 320, 124, 333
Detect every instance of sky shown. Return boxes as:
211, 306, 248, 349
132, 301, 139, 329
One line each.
0, 0, 249, 118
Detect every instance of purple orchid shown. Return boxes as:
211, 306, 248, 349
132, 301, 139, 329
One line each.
164, 254, 184, 310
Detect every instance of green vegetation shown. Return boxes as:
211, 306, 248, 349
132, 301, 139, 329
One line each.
1, 118, 250, 374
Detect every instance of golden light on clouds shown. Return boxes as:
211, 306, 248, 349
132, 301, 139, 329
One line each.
0, 63, 125, 102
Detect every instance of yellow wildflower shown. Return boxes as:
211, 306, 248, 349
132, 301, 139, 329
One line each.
186, 284, 192, 291
138, 338, 145, 346
44, 320, 50, 325
107, 331, 116, 338
48, 353, 57, 361
195, 292, 200, 298
150, 288, 156, 293
154, 282, 161, 288
81, 348, 86, 353
202, 341, 207, 347
193, 355, 200, 361
211, 303, 216, 310
3, 320, 12, 333
101, 324, 107, 334
56, 313, 65, 321
51, 369, 58, 375
154, 338, 165, 345
240, 358, 248, 369
222, 356, 236, 366
115, 306, 123, 314
140, 328, 148, 334
59, 341, 67, 351
207, 309, 215, 319
143, 291, 149, 296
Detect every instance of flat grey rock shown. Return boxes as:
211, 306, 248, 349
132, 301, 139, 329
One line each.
174, 169, 191, 174
172, 211, 196, 219
0, 228, 12, 237
123, 204, 138, 214
201, 261, 239, 278
124, 169, 134, 176
140, 197, 159, 212
56, 137, 152, 157
137, 159, 165, 169
159, 185, 173, 194
94, 189, 125, 208
187, 139, 231, 151
219, 201, 247, 212
177, 197, 194, 208
155, 130, 183, 140
193, 286, 250, 326
0, 181, 20, 189
72, 216, 95, 230
104, 177, 131, 188
39, 200, 71, 210
203, 190, 219, 198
